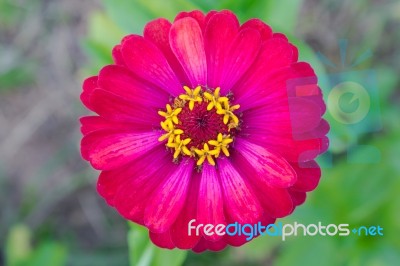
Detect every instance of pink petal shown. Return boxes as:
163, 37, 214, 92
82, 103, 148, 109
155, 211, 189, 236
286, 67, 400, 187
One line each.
290, 160, 321, 192
289, 189, 307, 206
197, 163, 225, 241
288, 97, 323, 134
273, 32, 288, 40
205, 10, 240, 29
293, 119, 330, 141
110, 146, 172, 223
144, 18, 190, 85
174, 10, 206, 31
192, 238, 227, 253
98, 65, 168, 108
171, 172, 201, 249
240, 19, 273, 42
232, 37, 297, 99
121, 35, 182, 96
234, 138, 297, 188
80, 116, 138, 135
112, 45, 125, 65
240, 125, 329, 162
81, 76, 98, 111
97, 146, 169, 207
150, 230, 175, 249
230, 150, 294, 218
218, 159, 262, 224
219, 29, 261, 94
256, 185, 294, 218
81, 130, 161, 170
287, 63, 326, 115
170, 17, 207, 87
289, 43, 299, 62
144, 160, 194, 233
204, 13, 239, 89
90, 89, 160, 126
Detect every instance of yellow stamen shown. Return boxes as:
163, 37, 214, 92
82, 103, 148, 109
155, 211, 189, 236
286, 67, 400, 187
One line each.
158, 121, 183, 144
208, 133, 233, 158
216, 101, 240, 125
194, 143, 219, 166
167, 135, 192, 159
204, 87, 229, 111
179, 86, 203, 110
158, 104, 182, 127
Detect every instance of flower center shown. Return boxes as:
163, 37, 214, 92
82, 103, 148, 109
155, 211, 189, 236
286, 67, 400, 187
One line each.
158, 86, 240, 167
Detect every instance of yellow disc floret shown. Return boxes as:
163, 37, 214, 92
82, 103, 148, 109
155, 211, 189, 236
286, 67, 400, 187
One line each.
158, 104, 182, 128
158, 86, 240, 167
158, 121, 183, 144
216, 101, 240, 125
204, 87, 228, 111
179, 85, 203, 111
194, 143, 219, 166
167, 135, 192, 159
208, 133, 233, 158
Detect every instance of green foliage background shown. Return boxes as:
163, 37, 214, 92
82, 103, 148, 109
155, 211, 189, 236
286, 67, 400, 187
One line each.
2, 0, 400, 265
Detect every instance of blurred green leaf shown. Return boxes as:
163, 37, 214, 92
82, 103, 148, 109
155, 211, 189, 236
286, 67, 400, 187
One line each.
128, 223, 187, 266
0, 46, 35, 91
82, 11, 126, 70
279, 130, 400, 265
0, 63, 35, 91
260, 0, 302, 34
101, 0, 200, 34
0, 0, 24, 28
5, 224, 67, 266
28, 242, 67, 266
275, 236, 340, 266
5, 225, 32, 266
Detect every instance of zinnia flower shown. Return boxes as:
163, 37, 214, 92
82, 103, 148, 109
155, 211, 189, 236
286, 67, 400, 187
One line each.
80, 10, 329, 252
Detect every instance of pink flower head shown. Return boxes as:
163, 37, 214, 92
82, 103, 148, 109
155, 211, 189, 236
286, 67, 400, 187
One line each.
80, 10, 329, 252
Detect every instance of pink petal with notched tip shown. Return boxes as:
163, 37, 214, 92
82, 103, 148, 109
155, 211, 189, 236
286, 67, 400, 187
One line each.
240, 18, 273, 42
289, 189, 307, 206
149, 230, 175, 249
174, 10, 206, 31
170, 17, 207, 88
219, 29, 261, 94
290, 160, 321, 192
192, 238, 227, 253
204, 10, 240, 29
111, 44, 125, 66
232, 37, 297, 100
121, 35, 182, 96
144, 18, 190, 85
81, 76, 98, 111
204, 13, 238, 89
